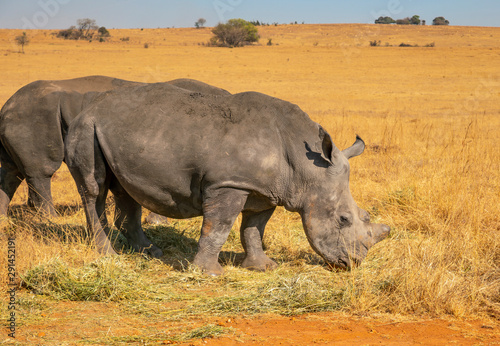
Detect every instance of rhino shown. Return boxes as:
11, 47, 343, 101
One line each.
0, 76, 230, 223
65, 82, 390, 275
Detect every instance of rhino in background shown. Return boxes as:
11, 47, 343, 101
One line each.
65, 82, 390, 275
0, 76, 230, 256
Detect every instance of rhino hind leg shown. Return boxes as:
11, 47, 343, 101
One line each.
26, 176, 57, 216
240, 208, 278, 272
110, 179, 163, 259
66, 133, 116, 255
193, 188, 249, 276
76, 174, 116, 255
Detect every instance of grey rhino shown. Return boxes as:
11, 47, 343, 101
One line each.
65, 82, 390, 275
0, 76, 230, 220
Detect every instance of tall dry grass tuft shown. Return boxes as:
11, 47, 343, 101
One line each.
321, 111, 500, 318
1, 209, 100, 291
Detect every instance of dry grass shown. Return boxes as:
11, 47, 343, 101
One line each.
0, 24, 499, 339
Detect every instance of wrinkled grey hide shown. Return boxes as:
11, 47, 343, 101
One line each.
65, 82, 390, 275
0, 76, 230, 220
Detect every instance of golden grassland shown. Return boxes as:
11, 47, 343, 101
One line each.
0, 24, 499, 342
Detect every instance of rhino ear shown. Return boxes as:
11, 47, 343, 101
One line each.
342, 135, 365, 159
318, 126, 339, 164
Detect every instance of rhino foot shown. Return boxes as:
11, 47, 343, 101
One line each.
133, 243, 163, 258
193, 256, 224, 276
241, 255, 278, 272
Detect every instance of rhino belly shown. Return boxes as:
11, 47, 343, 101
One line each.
110, 162, 204, 219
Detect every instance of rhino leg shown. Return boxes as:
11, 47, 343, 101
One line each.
240, 208, 278, 272
110, 179, 163, 258
0, 164, 23, 217
67, 134, 116, 256
85, 200, 116, 255
26, 176, 57, 216
77, 179, 116, 255
193, 188, 249, 276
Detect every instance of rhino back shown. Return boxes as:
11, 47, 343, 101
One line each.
79, 83, 320, 215
0, 76, 143, 175
166, 78, 231, 96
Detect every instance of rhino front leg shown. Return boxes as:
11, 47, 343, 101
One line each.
0, 149, 24, 217
240, 208, 278, 272
110, 179, 163, 258
193, 188, 248, 276
0, 166, 23, 217
26, 176, 57, 216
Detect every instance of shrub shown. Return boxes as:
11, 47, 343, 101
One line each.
370, 40, 381, 47
211, 19, 260, 47
396, 18, 411, 25
98, 26, 110, 37
56, 26, 82, 40
375, 16, 396, 24
433, 16, 450, 25
144, 43, 149, 48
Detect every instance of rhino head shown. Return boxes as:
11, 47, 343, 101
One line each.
298, 127, 390, 270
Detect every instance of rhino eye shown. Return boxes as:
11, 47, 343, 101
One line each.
338, 212, 353, 228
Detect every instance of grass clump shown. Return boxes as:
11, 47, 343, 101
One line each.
21, 256, 156, 302
175, 324, 234, 341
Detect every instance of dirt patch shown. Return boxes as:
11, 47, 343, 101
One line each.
5, 300, 499, 345
205, 315, 500, 345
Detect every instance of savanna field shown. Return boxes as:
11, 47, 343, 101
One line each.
0, 24, 499, 344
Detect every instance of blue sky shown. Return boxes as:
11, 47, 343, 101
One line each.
0, 0, 498, 29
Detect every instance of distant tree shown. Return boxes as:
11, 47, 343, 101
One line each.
433, 16, 450, 25
77, 18, 98, 39
195, 18, 206, 28
211, 19, 259, 47
375, 16, 396, 24
56, 19, 101, 40
15, 32, 29, 53
396, 17, 411, 25
410, 15, 421, 25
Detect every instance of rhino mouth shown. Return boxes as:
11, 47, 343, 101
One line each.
304, 230, 363, 271
325, 256, 361, 271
